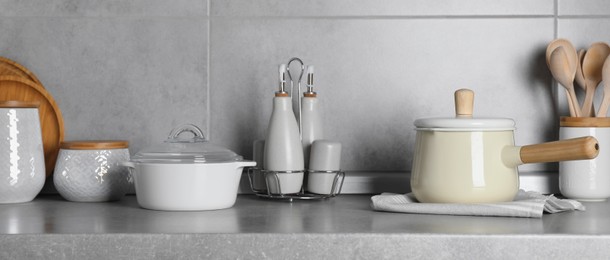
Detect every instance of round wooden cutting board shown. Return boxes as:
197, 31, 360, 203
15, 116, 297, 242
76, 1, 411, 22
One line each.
0, 76, 64, 177
0, 57, 43, 86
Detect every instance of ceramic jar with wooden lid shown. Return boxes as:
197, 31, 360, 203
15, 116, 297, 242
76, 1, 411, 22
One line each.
54, 140, 130, 202
560, 117, 610, 202
0, 101, 46, 203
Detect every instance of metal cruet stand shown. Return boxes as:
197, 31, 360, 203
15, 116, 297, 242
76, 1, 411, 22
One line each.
247, 57, 345, 201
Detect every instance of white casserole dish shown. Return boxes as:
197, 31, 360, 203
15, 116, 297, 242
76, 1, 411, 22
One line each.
123, 124, 255, 211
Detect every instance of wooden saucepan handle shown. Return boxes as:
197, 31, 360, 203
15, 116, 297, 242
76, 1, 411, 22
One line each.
520, 136, 599, 164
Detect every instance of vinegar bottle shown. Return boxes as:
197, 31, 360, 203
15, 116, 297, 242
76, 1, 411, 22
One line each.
301, 65, 323, 167
263, 64, 304, 194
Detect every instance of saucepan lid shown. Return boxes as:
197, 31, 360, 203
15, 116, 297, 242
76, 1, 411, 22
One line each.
414, 89, 516, 131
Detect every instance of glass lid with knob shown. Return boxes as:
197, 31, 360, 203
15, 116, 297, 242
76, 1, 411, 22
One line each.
132, 124, 244, 164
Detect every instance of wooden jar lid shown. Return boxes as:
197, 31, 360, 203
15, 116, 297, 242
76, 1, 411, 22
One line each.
0, 100, 40, 108
560, 117, 610, 127
61, 140, 129, 150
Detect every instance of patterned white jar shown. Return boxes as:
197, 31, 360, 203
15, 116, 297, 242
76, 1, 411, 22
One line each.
0, 101, 46, 204
559, 117, 610, 202
54, 141, 130, 202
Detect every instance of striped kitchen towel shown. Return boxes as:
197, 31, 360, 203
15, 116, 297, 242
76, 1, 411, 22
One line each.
370, 190, 585, 218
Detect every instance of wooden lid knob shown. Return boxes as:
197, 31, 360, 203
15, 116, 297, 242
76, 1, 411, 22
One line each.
455, 88, 474, 117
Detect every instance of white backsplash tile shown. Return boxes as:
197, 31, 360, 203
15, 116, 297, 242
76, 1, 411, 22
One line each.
559, 0, 610, 16
558, 18, 610, 45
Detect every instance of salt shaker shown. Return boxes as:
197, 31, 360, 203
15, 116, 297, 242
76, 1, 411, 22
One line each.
307, 140, 342, 194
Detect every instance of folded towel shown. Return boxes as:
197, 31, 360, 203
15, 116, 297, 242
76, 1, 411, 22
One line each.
371, 190, 585, 218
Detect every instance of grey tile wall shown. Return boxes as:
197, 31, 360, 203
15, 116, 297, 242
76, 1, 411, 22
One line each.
209, 0, 558, 173
1, 0, 610, 180
0, 0, 208, 157
210, 17, 554, 171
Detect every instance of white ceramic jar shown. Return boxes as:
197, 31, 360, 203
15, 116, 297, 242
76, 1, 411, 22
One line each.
54, 141, 131, 202
0, 101, 46, 203
559, 117, 610, 202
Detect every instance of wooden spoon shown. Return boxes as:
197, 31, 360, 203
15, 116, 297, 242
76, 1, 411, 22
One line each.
575, 49, 587, 89
549, 46, 581, 117
576, 49, 596, 116
546, 39, 580, 116
582, 42, 610, 117
546, 39, 579, 71
597, 55, 610, 117
547, 42, 579, 116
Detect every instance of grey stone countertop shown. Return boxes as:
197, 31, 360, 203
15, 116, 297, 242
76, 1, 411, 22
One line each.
2, 194, 610, 259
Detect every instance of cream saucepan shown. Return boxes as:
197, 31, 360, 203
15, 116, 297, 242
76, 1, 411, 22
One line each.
411, 89, 599, 203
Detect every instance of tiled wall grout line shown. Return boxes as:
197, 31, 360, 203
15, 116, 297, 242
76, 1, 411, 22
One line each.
557, 15, 610, 18
9, 15, 603, 19
554, 0, 558, 39
0, 15, 207, 19
552, 0, 559, 113
2, 15, 599, 19
206, 0, 212, 139
209, 15, 556, 20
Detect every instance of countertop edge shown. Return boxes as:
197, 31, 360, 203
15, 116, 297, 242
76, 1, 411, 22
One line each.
2, 233, 609, 259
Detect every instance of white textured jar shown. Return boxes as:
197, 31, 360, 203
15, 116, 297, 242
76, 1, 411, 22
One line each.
559, 117, 610, 202
0, 101, 46, 204
54, 141, 130, 202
